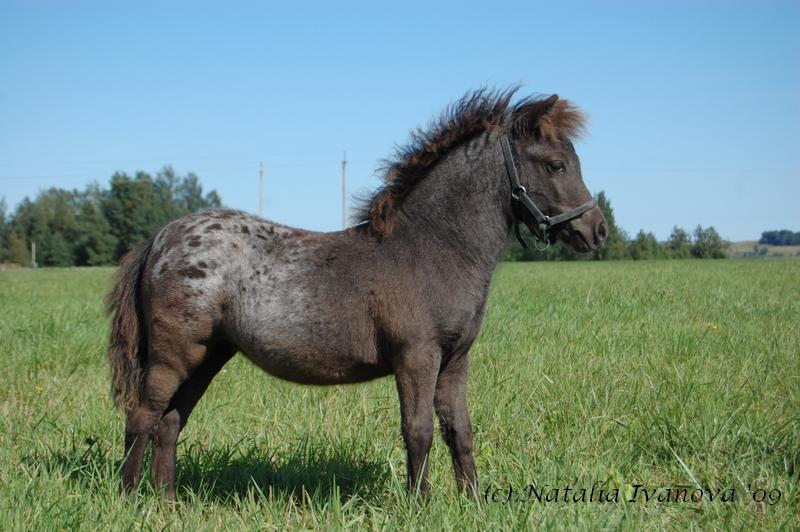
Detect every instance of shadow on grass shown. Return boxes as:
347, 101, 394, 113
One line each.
175, 437, 391, 504
27, 435, 391, 506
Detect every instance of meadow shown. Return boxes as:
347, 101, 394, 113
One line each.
727, 241, 800, 259
0, 260, 798, 530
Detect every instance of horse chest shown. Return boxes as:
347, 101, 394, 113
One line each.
435, 292, 489, 355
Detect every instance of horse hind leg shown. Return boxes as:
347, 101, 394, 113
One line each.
121, 360, 184, 493
121, 333, 215, 494
151, 341, 236, 501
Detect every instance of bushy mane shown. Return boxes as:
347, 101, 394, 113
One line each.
354, 87, 587, 236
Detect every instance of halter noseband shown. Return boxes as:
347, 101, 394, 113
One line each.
500, 135, 596, 249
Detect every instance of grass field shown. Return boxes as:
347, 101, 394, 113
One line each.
727, 241, 800, 259
1, 260, 798, 530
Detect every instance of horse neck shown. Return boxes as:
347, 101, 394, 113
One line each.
390, 134, 512, 277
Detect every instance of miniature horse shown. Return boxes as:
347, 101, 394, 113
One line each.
107, 89, 607, 501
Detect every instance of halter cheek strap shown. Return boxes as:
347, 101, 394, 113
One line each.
500, 136, 596, 248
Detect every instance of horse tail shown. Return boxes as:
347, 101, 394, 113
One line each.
105, 238, 154, 411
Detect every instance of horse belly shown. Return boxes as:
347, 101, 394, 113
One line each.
228, 265, 391, 384
230, 308, 391, 384
241, 344, 392, 385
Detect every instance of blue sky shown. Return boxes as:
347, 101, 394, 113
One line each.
1, 1, 798, 241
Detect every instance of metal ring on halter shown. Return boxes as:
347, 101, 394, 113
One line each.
533, 225, 550, 251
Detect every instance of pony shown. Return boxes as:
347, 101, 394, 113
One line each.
107, 88, 607, 500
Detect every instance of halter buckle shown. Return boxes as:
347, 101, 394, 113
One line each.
511, 185, 526, 200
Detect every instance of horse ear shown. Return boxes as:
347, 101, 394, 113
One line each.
513, 94, 560, 136
542, 94, 559, 110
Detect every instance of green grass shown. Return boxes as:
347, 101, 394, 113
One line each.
1, 260, 798, 530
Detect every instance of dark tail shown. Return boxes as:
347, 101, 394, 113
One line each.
105, 238, 154, 411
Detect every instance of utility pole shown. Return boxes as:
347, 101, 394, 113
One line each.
31, 241, 37, 268
258, 160, 264, 217
341, 151, 347, 229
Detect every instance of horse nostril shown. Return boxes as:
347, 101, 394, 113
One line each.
596, 221, 608, 244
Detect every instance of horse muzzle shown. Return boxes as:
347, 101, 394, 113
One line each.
560, 207, 608, 251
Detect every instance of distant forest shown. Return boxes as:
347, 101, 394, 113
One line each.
2, 173, 730, 266
0, 167, 221, 267
759, 230, 800, 246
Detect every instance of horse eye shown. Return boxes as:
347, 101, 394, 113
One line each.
547, 160, 566, 173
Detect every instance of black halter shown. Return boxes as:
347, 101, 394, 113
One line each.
500, 135, 596, 248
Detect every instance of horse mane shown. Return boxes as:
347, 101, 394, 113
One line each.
354, 87, 587, 236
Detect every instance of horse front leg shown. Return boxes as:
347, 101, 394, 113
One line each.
393, 344, 441, 496
434, 352, 478, 496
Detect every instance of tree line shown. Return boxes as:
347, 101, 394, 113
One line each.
0, 167, 221, 266
759, 230, 800, 246
503, 191, 728, 261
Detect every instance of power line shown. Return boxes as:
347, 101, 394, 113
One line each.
0, 159, 377, 182
0, 154, 356, 168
